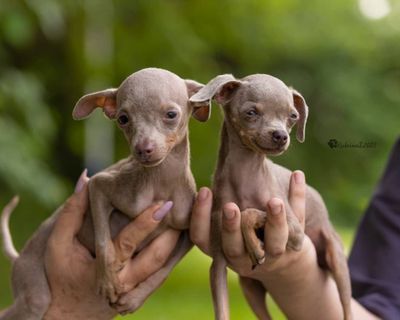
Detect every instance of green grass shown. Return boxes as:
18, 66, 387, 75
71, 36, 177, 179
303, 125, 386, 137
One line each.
1, 228, 355, 319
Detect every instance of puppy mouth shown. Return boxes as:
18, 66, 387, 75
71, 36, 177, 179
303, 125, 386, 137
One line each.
254, 141, 287, 155
137, 157, 165, 167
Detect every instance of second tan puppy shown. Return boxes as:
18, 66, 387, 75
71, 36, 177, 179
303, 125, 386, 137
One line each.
190, 74, 352, 320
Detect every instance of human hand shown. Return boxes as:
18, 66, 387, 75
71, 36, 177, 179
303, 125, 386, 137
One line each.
190, 171, 344, 320
44, 170, 180, 320
190, 171, 308, 277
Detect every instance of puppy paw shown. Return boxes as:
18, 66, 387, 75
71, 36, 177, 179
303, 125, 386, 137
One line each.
287, 227, 304, 251
97, 275, 123, 303
247, 244, 266, 269
286, 211, 305, 251
241, 208, 267, 267
112, 291, 144, 315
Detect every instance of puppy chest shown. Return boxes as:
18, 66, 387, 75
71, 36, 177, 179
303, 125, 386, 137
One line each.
221, 178, 285, 212
115, 187, 193, 230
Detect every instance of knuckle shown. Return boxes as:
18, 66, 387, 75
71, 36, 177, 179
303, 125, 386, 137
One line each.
116, 236, 137, 255
190, 233, 206, 247
222, 220, 238, 233
134, 218, 154, 233
152, 248, 168, 266
224, 246, 242, 259
268, 246, 285, 257
292, 187, 305, 197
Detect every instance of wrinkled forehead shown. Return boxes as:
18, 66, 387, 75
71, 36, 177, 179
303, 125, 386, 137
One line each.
240, 76, 293, 107
117, 71, 188, 109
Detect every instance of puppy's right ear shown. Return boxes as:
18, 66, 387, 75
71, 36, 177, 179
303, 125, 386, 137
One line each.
72, 88, 118, 120
291, 88, 309, 143
189, 74, 242, 119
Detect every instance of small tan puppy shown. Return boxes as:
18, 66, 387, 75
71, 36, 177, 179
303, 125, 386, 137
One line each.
190, 74, 352, 320
1, 68, 210, 319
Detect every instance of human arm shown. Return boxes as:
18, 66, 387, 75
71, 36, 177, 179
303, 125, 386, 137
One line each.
44, 170, 180, 320
190, 171, 379, 320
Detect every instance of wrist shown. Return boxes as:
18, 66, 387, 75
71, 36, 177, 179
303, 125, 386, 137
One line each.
258, 236, 313, 285
260, 237, 343, 320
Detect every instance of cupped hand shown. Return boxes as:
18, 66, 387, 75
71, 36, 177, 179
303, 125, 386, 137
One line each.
190, 170, 309, 279
190, 171, 345, 319
44, 170, 180, 320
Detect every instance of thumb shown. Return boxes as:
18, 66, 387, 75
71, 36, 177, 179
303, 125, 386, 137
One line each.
50, 169, 90, 245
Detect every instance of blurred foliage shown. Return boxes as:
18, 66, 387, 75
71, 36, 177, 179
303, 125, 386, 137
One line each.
0, 0, 399, 318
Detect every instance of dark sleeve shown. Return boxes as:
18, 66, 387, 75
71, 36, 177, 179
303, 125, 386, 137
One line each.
348, 139, 400, 320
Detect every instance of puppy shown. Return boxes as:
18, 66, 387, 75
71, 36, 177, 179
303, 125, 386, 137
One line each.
190, 74, 352, 320
0, 68, 210, 319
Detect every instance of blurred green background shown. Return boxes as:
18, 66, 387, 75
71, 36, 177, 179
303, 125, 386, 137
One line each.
0, 0, 399, 319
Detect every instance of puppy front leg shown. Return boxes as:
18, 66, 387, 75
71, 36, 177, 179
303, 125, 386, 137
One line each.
89, 179, 121, 303
241, 208, 267, 267
113, 231, 193, 315
285, 205, 304, 251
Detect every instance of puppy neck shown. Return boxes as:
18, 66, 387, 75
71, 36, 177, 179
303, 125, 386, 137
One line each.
140, 133, 190, 179
216, 120, 269, 181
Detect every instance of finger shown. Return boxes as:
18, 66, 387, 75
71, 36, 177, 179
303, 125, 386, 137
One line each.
118, 229, 180, 289
264, 198, 288, 257
221, 203, 246, 261
49, 169, 89, 248
114, 232, 192, 313
113, 201, 173, 262
190, 187, 212, 254
289, 170, 306, 228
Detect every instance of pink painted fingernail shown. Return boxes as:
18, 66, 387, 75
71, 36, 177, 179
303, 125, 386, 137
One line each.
153, 201, 173, 221
74, 169, 88, 193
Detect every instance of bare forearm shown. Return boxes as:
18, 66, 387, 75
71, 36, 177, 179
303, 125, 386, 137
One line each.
260, 238, 381, 320
261, 238, 343, 320
351, 299, 380, 320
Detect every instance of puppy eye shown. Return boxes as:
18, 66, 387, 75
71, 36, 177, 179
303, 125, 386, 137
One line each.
290, 113, 298, 120
117, 114, 129, 126
166, 111, 178, 119
246, 109, 258, 117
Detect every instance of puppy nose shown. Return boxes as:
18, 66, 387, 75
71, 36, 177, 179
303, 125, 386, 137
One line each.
135, 141, 155, 158
272, 130, 288, 145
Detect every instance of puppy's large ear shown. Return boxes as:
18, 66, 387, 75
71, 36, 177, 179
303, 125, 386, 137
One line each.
72, 88, 118, 120
291, 88, 309, 143
189, 74, 242, 121
185, 79, 209, 122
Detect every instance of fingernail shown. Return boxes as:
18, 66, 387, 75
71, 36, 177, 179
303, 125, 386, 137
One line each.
269, 198, 282, 215
198, 187, 209, 202
294, 171, 305, 184
74, 169, 88, 193
223, 208, 236, 220
153, 201, 173, 221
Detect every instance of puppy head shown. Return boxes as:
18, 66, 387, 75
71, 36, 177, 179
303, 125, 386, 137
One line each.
73, 68, 206, 167
190, 74, 308, 156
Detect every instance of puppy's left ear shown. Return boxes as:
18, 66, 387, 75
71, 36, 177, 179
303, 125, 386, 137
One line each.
189, 74, 241, 123
291, 88, 309, 143
185, 79, 209, 122
72, 88, 118, 120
